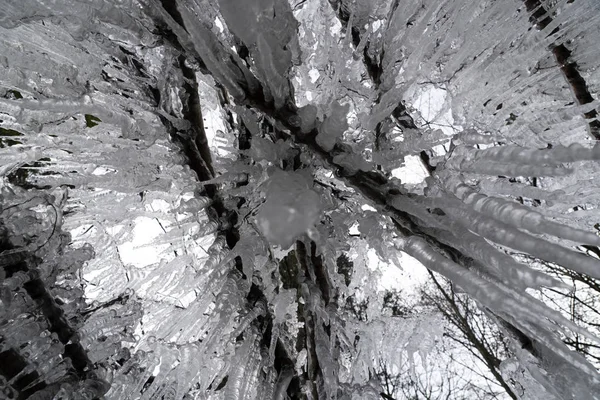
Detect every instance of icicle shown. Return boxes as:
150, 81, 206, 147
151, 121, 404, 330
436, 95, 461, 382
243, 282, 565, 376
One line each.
268, 324, 279, 365
224, 328, 261, 400
196, 220, 220, 237
457, 130, 502, 146
400, 236, 600, 347
436, 198, 600, 280
230, 300, 267, 340
174, 343, 202, 399
140, 342, 180, 400
470, 142, 600, 165
314, 321, 338, 399
273, 366, 294, 400
201, 235, 230, 271
444, 176, 600, 246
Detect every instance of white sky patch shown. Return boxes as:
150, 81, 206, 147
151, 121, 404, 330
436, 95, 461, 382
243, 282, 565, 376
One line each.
361, 204, 377, 212
308, 68, 320, 83
329, 18, 342, 36
146, 198, 170, 213
381, 252, 430, 293
368, 247, 430, 299
92, 166, 116, 176
372, 20, 383, 31
406, 84, 458, 136
349, 221, 360, 236
118, 216, 171, 268
214, 17, 224, 33
391, 154, 429, 184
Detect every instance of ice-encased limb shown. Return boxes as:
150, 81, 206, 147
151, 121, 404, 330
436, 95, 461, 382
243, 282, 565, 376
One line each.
499, 356, 559, 400
268, 324, 279, 366
200, 235, 229, 272
387, 192, 566, 290
444, 176, 600, 246
177, 196, 212, 213
458, 159, 572, 177
230, 300, 267, 340
198, 171, 250, 186
457, 130, 502, 145
398, 128, 449, 154
144, 0, 250, 101
445, 147, 573, 177
470, 142, 600, 165
478, 178, 565, 203
400, 236, 600, 357
386, 191, 445, 229
273, 366, 294, 400
444, 228, 567, 290
497, 314, 600, 399
224, 327, 262, 400
435, 196, 600, 280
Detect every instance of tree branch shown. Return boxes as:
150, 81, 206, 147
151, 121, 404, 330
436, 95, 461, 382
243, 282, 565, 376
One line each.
523, 0, 600, 139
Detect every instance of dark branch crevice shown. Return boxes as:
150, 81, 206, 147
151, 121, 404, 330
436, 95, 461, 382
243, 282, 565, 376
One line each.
0, 238, 108, 399
154, 3, 306, 398
524, 0, 600, 139
327, 0, 435, 173
180, 56, 216, 178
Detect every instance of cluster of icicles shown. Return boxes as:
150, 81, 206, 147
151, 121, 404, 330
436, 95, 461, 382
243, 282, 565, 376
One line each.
393, 139, 600, 398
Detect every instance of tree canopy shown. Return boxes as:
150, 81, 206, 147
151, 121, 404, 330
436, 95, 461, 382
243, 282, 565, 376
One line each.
1, 0, 600, 399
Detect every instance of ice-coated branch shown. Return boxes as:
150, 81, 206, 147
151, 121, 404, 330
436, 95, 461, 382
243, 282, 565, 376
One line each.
145, 2, 600, 398
523, 0, 600, 139
327, 0, 437, 174
400, 236, 600, 381
443, 175, 600, 246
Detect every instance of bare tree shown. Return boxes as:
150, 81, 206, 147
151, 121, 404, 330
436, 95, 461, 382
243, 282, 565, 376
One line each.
420, 272, 517, 399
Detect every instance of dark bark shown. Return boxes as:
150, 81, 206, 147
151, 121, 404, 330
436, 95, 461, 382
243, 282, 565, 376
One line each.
524, 0, 600, 139
0, 225, 110, 399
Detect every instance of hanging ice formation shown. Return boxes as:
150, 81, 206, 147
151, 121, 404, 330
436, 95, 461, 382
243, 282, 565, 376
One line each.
2, 0, 600, 399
